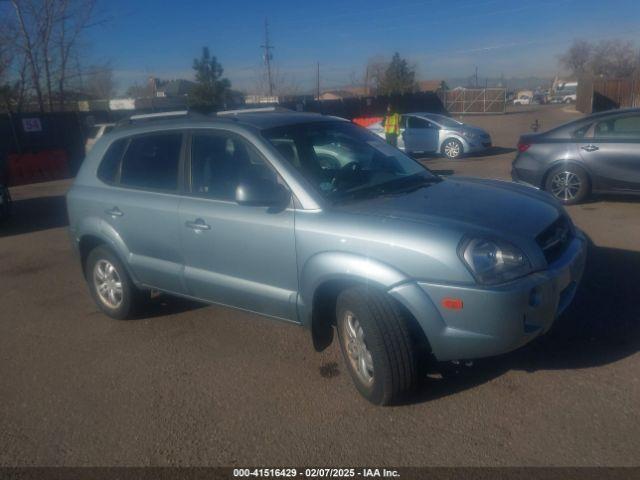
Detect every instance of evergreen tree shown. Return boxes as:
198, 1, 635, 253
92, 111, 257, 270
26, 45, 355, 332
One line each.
189, 47, 231, 112
380, 52, 417, 95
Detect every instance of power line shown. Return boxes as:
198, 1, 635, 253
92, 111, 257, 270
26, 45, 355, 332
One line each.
260, 18, 275, 96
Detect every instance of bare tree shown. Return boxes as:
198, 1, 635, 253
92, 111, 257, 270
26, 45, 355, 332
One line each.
11, 0, 45, 111
364, 55, 387, 95
559, 39, 592, 76
559, 38, 640, 79
55, 0, 99, 109
8, 0, 102, 111
591, 40, 638, 78
85, 64, 114, 99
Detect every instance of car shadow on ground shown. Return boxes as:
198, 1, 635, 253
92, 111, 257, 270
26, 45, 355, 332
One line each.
414, 146, 517, 162
134, 294, 207, 319
585, 193, 640, 205
403, 242, 640, 405
470, 146, 517, 158
0, 194, 68, 238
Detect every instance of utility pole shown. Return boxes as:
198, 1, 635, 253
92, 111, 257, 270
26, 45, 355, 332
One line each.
316, 62, 320, 100
474, 66, 478, 88
261, 18, 275, 97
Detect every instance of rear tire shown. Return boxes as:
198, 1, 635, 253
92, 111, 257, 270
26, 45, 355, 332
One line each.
442, 138, 463, 159
545, 164, 590, 205
85, 246, 142, 320
336, 286, 418, 405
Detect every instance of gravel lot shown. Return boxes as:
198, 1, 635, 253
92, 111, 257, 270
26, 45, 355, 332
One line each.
1, 105, 639, 467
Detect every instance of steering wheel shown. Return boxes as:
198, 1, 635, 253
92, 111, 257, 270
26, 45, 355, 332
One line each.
331, 161, 362, 188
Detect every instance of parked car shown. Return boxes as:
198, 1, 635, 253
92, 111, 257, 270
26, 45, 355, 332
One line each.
550, 82, 578, 104
512, 107, 640, 204
85, 123, 115, 154
513, 95, 531, 106
531, 93, 547, 105
67, 110, 587, 405
368, 113, 492, 159
550, 93, 576, 104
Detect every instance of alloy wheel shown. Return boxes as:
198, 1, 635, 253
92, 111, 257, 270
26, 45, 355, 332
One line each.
342, 311, 374, 386
444, 140, 461, 158
93, 259, 124, 309
550, 171, 581, 201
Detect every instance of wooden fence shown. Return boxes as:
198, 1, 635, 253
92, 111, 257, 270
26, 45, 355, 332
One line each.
577, 76, 640, 113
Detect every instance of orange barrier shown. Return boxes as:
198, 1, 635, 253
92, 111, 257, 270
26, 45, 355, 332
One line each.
352, 116, 383, 127
7, 149, 70, 186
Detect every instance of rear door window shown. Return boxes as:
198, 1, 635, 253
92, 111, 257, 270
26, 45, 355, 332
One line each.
595, 115, 640, 140
120, 133, 183, 191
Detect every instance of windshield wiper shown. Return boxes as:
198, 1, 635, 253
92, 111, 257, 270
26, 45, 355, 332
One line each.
332, 175, 441, 203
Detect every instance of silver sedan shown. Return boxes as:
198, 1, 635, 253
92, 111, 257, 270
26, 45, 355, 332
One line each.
369, 113, 492, 159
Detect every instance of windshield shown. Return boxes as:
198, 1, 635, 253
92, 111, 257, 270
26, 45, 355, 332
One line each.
263, 121, 437, 202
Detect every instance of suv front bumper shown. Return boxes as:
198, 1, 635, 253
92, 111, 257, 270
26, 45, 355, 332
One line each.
389, 232, 587, 362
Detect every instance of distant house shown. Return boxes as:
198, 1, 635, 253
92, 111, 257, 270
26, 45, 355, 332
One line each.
319, 90, 358, 101
155, 79, 196, 98
319, 86, 368, 100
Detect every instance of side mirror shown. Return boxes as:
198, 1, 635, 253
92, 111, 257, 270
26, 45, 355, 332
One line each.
235, 176, 290, 207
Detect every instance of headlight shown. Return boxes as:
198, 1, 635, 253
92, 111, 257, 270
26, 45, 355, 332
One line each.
459, 237, 531, 285
461, 131, 476, 139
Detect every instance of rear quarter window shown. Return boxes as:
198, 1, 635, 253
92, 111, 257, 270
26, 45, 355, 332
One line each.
97, 138, 127, 184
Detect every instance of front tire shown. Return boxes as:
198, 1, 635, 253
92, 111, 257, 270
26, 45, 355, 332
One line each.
442, 138, 463, 159
545, 164, 590, 205
336, 286, 418, 405
85, 246, 141, 319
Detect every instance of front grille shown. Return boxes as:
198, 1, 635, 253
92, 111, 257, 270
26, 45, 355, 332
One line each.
536, 215, 572, 264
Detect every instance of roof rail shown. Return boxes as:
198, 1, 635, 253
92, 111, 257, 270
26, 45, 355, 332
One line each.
129, 110, 189, 121
114, 110, 193, 130
217, 106, 287, 116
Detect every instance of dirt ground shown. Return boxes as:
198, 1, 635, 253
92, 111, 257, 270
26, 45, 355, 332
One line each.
1, 105, 639, 467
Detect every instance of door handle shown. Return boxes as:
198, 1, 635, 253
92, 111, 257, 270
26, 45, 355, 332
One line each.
581, 144, 599, 152
105, 207, 123, 217
185, 219, 211, 231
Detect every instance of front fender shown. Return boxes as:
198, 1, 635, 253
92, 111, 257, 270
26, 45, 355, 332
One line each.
298, 251, 409, 327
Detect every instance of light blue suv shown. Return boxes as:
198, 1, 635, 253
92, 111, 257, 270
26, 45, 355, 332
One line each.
67, 111, 587, 405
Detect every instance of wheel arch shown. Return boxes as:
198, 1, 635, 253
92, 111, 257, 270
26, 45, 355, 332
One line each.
76, 218, 139, 284
300, 252, 434, 355
542, 159, 593, 191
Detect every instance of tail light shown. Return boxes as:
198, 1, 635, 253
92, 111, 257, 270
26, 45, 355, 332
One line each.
517, 142, 531, 152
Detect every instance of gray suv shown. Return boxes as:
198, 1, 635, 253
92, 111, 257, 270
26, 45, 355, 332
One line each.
67, 111, 587, 405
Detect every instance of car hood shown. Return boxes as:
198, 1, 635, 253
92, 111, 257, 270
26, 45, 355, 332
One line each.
334, 176, 562, 239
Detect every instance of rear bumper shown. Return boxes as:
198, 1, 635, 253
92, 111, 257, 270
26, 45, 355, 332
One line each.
512, 153, 545, 188
389, 232, 587, 361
